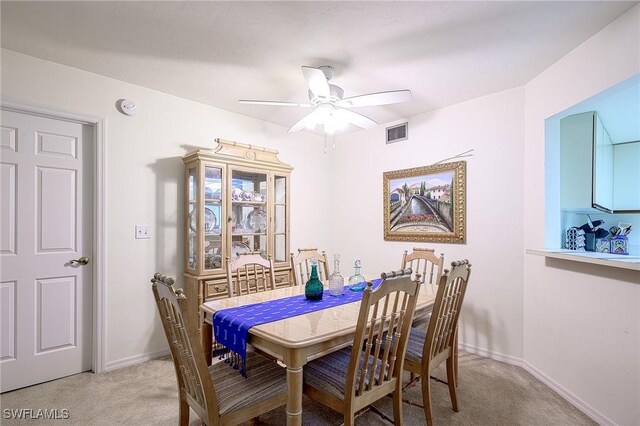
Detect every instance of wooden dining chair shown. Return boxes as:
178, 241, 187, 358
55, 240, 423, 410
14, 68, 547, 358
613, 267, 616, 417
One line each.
400, 247, 446, 381
400, 248, 444, 286
402, 260, 472, 426
151, 273, 287, 426
290, 247, 330, 286
303, 269, 421, 425
226, 252, 276, 296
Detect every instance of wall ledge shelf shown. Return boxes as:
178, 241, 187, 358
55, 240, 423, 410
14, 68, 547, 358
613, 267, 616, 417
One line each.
527, 249, 640, 271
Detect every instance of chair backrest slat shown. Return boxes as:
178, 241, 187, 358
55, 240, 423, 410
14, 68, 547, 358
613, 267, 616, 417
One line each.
387, 291, 409, 380
226, 252, 276, 296
357, 301, 379, 396
367, 294, 391, 391
438, 282, 458, 354
424, 260, 471, 365
346, 269, 421, 403
377, 293, 398, 386
304, 260, 310, 281
290, 248, 330, 286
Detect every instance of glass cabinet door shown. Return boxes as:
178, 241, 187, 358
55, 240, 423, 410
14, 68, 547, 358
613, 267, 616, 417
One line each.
204, 166, 223, 271
230, 169, 268, 260
187, 167, 197, 270
274, 175, 288, 263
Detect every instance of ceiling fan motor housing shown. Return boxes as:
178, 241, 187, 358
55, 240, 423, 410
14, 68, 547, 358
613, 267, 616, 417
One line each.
318, 65, 335, 80
309, 84, 344, 105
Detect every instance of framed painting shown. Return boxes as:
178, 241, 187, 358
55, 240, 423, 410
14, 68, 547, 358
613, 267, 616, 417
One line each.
383, 161, 466, 243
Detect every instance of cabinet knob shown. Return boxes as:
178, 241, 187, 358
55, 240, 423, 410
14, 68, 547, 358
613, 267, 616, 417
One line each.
228, 216, 232, 223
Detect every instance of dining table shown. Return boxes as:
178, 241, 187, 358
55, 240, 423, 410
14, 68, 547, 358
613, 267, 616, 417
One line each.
200, 282, 436, 426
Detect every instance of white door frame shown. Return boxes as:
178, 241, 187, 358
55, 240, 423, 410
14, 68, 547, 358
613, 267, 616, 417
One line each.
1, 99, 107, 373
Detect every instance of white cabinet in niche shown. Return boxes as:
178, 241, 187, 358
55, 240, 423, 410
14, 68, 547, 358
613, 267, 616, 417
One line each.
560, 111, 597, 211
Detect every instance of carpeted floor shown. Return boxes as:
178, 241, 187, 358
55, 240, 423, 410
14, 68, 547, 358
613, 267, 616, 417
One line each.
0, 351, 595, 425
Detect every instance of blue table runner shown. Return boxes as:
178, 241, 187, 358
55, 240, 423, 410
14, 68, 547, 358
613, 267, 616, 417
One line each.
213, 279, 382, 376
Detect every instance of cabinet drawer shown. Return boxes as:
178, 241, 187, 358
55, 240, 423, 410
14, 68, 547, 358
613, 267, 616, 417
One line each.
204, 279, 228, 299
274, 271, 292, 288
203, 269, 292, 297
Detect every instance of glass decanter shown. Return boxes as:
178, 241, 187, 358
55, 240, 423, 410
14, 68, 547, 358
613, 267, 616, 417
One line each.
305, 259, 324, 301
348, 259, 366, 292
328, 254, 344, 296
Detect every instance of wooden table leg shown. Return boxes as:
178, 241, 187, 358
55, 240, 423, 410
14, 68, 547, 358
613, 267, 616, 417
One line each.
201, 317, 213, 366
286, 365, 303, 426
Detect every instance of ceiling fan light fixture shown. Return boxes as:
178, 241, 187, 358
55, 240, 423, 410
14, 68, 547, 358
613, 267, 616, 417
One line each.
324, 119, 338, 135
304, 117, 318, 131
324, 110, 348, 135
300, 108, 328, 131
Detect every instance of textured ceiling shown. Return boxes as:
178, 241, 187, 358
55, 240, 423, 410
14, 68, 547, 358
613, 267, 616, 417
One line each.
1, 1, 636, 134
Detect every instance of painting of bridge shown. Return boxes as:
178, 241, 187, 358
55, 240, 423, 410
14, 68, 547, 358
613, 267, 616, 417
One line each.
383, 161, 466, 243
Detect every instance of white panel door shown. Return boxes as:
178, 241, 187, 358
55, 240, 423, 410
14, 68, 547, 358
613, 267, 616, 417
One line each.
0, 110, 93, 392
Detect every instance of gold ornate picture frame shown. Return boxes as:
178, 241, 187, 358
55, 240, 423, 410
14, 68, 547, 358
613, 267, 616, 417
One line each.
383, 161, 466, 243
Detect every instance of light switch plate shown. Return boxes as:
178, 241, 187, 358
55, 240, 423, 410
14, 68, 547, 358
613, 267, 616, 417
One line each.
135, 225, 151, 239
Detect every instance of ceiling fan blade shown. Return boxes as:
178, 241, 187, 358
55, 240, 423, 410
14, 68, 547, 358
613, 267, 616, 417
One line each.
302, 66, 330, 99
337, 90, 412, 108
288, 108, 326, 132
239, 100, 313, 107
332, 108, 377, 129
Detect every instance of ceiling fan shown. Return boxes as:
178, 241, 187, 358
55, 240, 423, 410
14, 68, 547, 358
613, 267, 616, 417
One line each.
239, 66, 412, 134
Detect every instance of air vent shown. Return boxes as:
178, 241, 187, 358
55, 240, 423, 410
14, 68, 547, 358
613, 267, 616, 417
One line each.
386, 122, 408, 144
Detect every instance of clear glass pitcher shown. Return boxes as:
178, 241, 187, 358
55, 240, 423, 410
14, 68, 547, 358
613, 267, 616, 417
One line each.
328, 254, 344, 296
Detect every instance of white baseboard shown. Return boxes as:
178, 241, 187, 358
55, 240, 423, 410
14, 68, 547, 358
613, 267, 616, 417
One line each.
458, 342, 524, 368
522, 360, 615, 426
459, 342, 615, 426
104, 349, 171, 372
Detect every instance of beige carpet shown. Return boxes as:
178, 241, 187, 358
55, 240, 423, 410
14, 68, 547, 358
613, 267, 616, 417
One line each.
0, 351, 595, 425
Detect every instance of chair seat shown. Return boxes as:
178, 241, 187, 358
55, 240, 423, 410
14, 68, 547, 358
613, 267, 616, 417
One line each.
405, 326, 428, 365
411, 307, 432, 329
210, 352, 286, 416
304, 347, 385, 400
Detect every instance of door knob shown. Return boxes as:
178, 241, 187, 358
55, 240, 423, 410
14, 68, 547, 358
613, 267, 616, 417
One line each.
69, 256, 90, 266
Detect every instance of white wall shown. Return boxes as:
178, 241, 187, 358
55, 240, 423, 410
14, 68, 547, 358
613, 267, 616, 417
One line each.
329, 87, 525, 359
523, 5, 640, 425
0, 48, 331, 367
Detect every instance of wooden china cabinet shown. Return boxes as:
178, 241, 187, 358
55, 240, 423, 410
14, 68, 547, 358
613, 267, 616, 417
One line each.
182, 139, 293, 319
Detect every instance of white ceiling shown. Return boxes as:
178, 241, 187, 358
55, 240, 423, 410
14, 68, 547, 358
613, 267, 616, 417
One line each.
1, 1, 637, 134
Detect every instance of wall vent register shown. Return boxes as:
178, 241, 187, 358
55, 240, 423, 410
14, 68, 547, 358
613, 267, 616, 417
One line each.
386, 122, 408, 144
